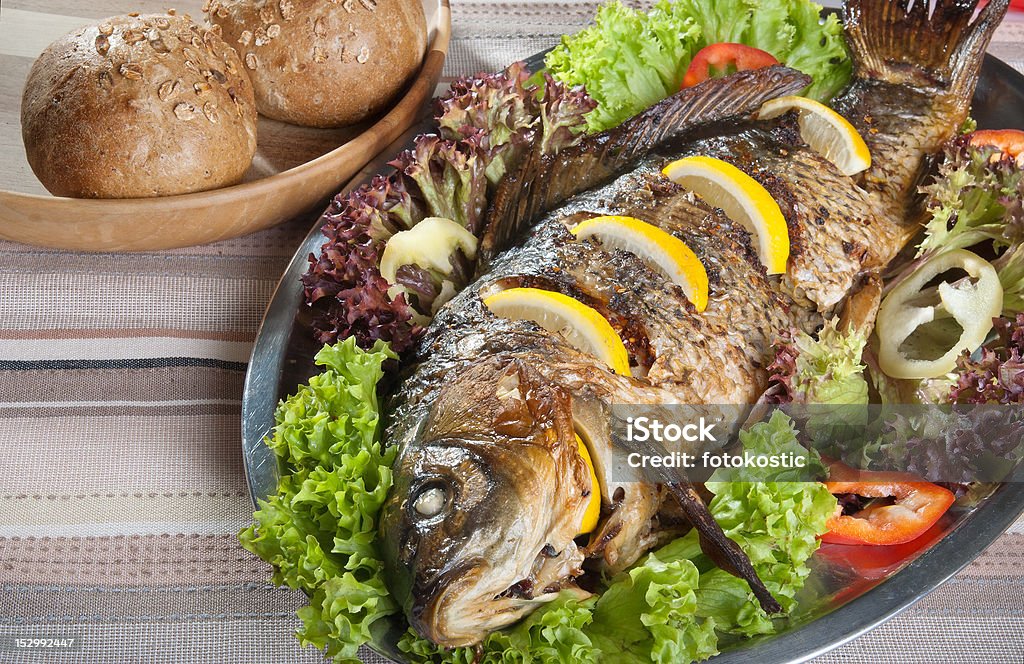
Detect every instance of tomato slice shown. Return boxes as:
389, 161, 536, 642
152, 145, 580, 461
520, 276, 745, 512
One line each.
681, 43, 780, 89
968, 129, 1024, 162
821, 461, 955, 546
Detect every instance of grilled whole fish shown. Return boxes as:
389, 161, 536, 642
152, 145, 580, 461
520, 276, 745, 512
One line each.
379, 0, 1009, 648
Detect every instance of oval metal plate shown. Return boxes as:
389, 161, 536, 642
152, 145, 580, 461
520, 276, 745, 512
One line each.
242, 52, 1024, 663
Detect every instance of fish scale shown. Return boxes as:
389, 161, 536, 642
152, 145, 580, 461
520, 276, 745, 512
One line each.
667, 120, 886, 312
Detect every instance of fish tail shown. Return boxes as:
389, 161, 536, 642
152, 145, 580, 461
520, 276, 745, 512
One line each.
844, 0, 1009, 97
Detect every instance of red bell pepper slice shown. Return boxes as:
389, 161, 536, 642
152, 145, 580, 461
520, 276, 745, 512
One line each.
968, 129, 1024, 164
820, 522, 948, 581
821, 461, 955, 546
681, 43, 780, 89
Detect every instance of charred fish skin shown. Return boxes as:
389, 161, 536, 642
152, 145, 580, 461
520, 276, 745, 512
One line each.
385, 65, 825, 435
833, 0, 1010, 263
480, 66, 813, 266
547, 165, 819, 403
657, 117, 886, 316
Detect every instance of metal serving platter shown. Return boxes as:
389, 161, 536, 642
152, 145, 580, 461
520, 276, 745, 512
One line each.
242, 51, 1024, 663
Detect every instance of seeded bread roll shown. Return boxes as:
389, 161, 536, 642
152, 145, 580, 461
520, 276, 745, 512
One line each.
208, 0, 427, 128
21, 13, 258, 199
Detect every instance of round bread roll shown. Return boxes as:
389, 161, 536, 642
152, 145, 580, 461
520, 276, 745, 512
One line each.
21, 13, 258, 199
208, 0, 427, 128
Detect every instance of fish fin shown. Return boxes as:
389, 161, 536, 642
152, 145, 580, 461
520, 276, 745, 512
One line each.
609, 417, 782, 614
837, 272, 883, 337
669, 482, 782, 615
479, 66, 812, 265
844, 0, 1009, 93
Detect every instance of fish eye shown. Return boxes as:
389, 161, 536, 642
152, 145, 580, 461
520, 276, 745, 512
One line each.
411, 481, 449, 519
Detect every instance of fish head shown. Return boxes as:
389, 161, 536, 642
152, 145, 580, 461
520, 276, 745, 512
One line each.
380, 357, 594, 647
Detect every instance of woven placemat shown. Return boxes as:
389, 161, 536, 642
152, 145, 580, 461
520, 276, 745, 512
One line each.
0, 2, 1022, 662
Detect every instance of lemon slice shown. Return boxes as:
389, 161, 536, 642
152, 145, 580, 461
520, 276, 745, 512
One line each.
662, 156, 790, 275
576, 433, 601, 535
483, 288, 630, 375
756, 95, 872, 176
571, 215, 709, 312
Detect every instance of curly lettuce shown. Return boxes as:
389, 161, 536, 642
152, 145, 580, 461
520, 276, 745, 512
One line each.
265, 339, 394, 470
672, 0, 849, 102
825, 316, 1024, 481
545, 1, 701, 132
390, 137, 488, 237
767, 318, 869, 406
919, 138, 1024, 259
588, 548, 718, 663
239, 339, 399, 663
950, 313, 1024, 405
303, 179, 424, 354
704, 422, 834, 620
436, 61, 540, 187
545, 0, 851, 132
306, 64, 597, 350
588, 413, 834, 661
915, 137, 1024, 318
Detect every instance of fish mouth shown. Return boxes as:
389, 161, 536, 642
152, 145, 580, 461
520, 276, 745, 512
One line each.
409, 561, 476, 645
410, 562, 536, 648
409, 547, 587, 647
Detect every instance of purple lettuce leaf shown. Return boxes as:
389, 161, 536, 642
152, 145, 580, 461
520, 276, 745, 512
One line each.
949, 314, 1024, 405
301, 62, 600, 356
538, 73, 597, 156
302, 188, 422, 353
389, 136, 489, 236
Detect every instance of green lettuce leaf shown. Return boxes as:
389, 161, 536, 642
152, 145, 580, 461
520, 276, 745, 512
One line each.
582, 413, 834, 662
704, 413, 836, 621
997, 243, 1024, 315
545, 1, 701, 132
240, 472, 345, 591
296, 554, 398, 663
919, 140, 1024, 259
589, 549, 718, 664
239, 339, 400, 662
768, 318, 869, 406
266, 338, 396, 471
545, 0, 851, 132
711, 411, 828, 483
704, 477, 835, 620
910, 138, 1024, 318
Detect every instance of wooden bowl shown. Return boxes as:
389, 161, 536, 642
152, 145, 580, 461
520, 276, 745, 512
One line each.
0, 0, 451, 252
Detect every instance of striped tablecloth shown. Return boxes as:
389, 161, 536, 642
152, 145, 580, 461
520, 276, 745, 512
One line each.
2, 2, 1024, 663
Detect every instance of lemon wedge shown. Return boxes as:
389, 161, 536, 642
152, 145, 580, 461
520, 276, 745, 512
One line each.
571, 215, 709, 312
483, 288, 630, 375
575, 433, 601, 535
662, 156, 790, 275
756, 95, 872, 177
